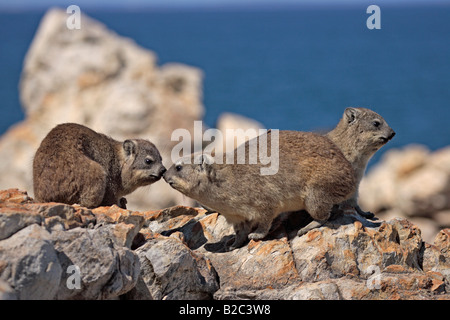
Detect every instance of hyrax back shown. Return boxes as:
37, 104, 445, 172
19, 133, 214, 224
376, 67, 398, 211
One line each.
33, 123, 166, 208
164, 130, 356, 249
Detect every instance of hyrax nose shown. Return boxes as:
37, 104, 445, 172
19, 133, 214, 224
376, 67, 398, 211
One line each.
160, 167, 167, 176
388, 129, 396, 140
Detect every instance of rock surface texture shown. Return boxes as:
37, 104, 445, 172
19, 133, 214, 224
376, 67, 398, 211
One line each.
1, 189, 449, 300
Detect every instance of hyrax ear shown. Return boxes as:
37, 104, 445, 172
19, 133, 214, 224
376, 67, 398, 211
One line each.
194, 153, 213, 171
344, 107, 360, 124
123, 140, 137, 157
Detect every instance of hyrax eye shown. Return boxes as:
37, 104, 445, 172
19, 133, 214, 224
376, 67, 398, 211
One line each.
145, 158, 153, 165
372, 120, 381, 128
175, 165, 182, 171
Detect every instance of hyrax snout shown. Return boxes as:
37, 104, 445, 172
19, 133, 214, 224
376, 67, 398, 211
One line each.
164, 130, 357, 249
33, 123, 166, 209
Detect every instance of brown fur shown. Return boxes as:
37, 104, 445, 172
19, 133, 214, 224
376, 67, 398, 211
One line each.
326, 107, 395, 216
33, 123, 166, 208
164, 130, 356, 249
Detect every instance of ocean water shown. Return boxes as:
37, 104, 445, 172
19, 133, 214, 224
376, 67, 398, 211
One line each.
1, 5, 450, 167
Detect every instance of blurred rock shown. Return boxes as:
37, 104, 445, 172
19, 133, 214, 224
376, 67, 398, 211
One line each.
0, 8, 205, 211
359, 144, 450, 243
0, 279, 16, 300
213, 112, 265, 154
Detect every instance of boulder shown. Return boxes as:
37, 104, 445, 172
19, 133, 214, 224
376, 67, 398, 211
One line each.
126, 236, 219, 300
0, 224, 62, 300
51, 226, 140, 299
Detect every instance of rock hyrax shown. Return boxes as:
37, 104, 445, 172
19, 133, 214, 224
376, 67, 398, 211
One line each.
33, 123, 166, 209
326, 107, 395, 218
164, 130, 356, 249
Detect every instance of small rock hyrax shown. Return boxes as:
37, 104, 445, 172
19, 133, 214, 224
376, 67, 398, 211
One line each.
326, 107, 395, 218
164, 130, 357, 249
33, 123, 166, 209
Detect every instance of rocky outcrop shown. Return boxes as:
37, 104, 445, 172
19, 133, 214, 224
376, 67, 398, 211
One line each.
359, 145, 450, 243
1, 189, 449, 300
0, 8, 204, 211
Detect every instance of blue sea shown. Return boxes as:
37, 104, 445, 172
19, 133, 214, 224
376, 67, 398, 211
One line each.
1, 4, 450, 167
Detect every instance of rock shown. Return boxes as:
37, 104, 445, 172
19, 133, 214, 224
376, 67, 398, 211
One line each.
213, 112, 265, 153
0, 224, 62, 299
0, 202, 42, 240
126, 236, 219, 300
52, 227, 140, 299
0, 188, 33, 204
422, 229, 450, 289
0, 279, 16, 300
0, 189, 140, 300
143, 204, 450, 300
91, 206, 145, 248
1, 189, 450, 300
434, 210, 450, 228
0, 8, 204, 211
359, 144, 450, 243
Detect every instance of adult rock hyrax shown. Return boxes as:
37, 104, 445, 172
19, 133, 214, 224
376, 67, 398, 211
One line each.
33, 123, 166, 209
326, 107, 395, 218
164, 130, 357, 249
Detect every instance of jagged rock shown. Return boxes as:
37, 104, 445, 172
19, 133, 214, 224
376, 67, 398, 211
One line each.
0, 224, 62, 299
0, 190, 140, 300
1, 189, 449, 300
51, 227, 140, 299
126, 235, 219, 300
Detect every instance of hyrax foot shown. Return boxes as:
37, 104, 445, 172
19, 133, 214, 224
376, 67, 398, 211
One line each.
228, 222, 251, 250
297, 220, 325, 237
248, 232, 266, 241
248, 223, 271, 241
341, 204, 376, 220
227, 237, 247, 251
356, 206, 375, 219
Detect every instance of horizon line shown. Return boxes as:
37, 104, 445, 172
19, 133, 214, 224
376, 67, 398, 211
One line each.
0, 0, 449, 13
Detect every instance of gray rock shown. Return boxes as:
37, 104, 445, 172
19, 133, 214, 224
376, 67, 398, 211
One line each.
52, 227, 140, 299
0, 204, 42, 240
0, 279, 17, 300
0, 224, 62, 299
128, 236, 219, 300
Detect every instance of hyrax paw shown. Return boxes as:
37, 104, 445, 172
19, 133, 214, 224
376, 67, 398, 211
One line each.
248, 232, 265, 241
357, 209, 375, 219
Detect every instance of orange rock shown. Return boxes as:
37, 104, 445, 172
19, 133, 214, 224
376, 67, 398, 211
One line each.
0, 189, 33, 204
